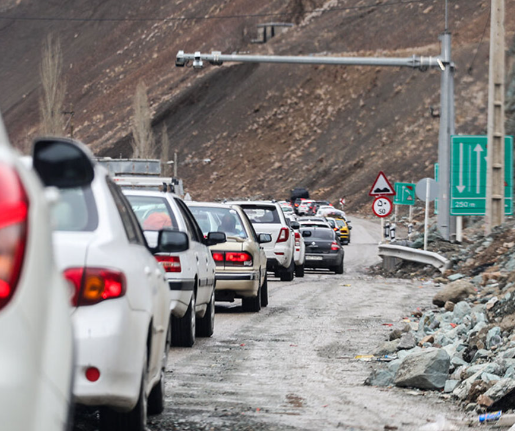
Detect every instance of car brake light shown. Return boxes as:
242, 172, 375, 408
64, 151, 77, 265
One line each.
331, 241, 340, 251
0, 163, 29, 312
212, 251, 224, 262
64, 267, 126, 306
277, 227, 289, 243
225, 252, 253, 266
155, 255, 181, 273
294, 231, 301, 246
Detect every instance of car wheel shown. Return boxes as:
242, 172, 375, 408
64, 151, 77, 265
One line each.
261, 273, 269, 308
196, 289, 215, 337
280, 259, 295, 282
295, 263, 305, 278
148, 320, 170, 415
171, 293, 196, 347
334, 258, 344, 274
100, 353, 148, 431
242, 285, 261, 312
147, 368, 165, 415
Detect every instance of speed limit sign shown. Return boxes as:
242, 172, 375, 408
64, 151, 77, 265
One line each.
372, 196, 393, 218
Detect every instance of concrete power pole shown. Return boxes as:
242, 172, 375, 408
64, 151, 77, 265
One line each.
485, 0, 506, 235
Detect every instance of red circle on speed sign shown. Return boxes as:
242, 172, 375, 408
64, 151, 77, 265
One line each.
372, 196, 392, 218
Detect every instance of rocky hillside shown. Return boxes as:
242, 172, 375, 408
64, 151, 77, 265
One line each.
1, 0, 514, 210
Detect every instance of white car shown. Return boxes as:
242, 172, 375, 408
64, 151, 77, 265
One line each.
230, 201, 296, 281
298, 199, 315, 215
0, 123, 75, 430
124, 190, 223, 347
48, 139, 171, 431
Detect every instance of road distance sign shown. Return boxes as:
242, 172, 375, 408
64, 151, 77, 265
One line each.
372, 196, 393, 217
450, 135, 513, 216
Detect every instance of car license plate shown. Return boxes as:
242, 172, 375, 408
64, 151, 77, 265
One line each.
306, 256, 323, 261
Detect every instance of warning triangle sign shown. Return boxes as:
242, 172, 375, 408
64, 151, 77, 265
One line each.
368, 171, 396, 196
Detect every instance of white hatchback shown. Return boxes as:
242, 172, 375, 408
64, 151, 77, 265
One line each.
0, 122, 75, 430
45, 139, 171, 431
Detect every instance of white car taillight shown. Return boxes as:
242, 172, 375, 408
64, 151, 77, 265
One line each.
0, 163, 29, 311
155, 255, 181, 273
64, 267, 126, 306
277, 227, 289, 243
294, 231, 301, 247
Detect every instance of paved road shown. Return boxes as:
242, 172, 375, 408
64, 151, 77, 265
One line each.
149, 217, 471, 431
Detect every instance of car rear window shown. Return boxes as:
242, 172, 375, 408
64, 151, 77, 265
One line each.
52, 186, 98, 232
125, 195, 178, 231
304, 229, 335, 240
241, 205, 280, 224
189, 206, 247, 238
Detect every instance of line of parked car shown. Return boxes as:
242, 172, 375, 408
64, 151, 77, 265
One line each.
0, 115, 351, 431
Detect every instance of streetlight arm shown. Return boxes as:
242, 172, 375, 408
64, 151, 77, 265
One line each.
175, 50, 443, 70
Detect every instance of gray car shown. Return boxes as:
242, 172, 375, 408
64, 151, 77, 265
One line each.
301, 227, 344, 274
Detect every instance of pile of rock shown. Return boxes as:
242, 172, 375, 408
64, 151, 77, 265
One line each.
366, 277, 515, 413
366, 218, 515, 414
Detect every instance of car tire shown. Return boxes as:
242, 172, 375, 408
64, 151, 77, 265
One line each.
148, 320, 170, 415
147, 368, 165, 415
196, 289, 215, 337
261, 274, 269, 308
100, 353, 148, 431
334, 258, 344, 274
171, 293, 196, 347
242, 285, 261, 312
295, 263, 305, 278
280, 259, 295, 282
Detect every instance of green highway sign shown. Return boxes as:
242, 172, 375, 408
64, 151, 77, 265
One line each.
393, 182, 415, 205
450, 135, 513, 216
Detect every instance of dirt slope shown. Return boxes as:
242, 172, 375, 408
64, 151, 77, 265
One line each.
0, 0, 513, 210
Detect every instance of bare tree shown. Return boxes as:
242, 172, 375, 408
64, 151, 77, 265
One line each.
131, 81, 155, 159
39, 34, 66, 136
160, 123, 171, 175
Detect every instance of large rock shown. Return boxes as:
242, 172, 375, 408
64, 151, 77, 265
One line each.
375, 339, 400, 356
483, 378, 515, 411
433, 280, 476, 307
398, 332, 416, 350
394, 348, 450, 390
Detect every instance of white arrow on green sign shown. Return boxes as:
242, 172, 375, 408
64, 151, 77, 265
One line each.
393, 182, 415, 205
450, 135, 513, 216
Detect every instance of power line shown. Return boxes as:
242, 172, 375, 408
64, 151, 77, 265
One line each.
0, 0, 433, 23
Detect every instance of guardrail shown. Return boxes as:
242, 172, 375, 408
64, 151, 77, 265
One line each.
378, 244, 450, 272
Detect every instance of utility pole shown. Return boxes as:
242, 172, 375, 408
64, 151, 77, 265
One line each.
437, 32, 456, 242
174, 150, 178, 177
176, 39, 456, 240
63, 104, 75, 138
485, 0, 505, 234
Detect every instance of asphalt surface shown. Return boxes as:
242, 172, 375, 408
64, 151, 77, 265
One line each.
74, 217, 476, 431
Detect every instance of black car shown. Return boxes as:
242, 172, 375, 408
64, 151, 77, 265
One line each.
301, 227, 344, 274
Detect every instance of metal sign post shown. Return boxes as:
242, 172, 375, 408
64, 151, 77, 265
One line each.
416, 178, 438, 251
